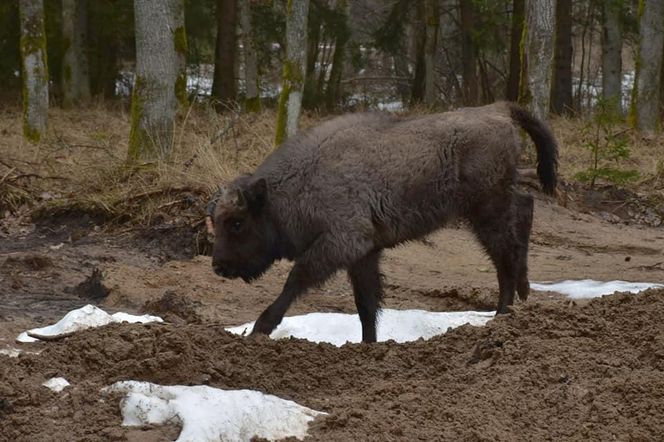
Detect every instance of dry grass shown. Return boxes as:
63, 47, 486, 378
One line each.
0, 103, 662, 225
550, 114, 664, 185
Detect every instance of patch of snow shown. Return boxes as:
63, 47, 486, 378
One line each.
43, 377, 70, 392
227, 309, 495, 347
531, 279, 663, 299
0, 348, 22, 357
16, 305, 163, 343
105, 381, 325, 442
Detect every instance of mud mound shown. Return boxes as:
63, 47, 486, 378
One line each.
2, 289, 664, 441
141, 290, 202, 324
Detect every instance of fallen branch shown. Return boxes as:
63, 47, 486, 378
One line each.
26, 331, 76, 342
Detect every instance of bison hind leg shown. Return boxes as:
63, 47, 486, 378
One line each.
468, 193, 529, 314
515, 192, 534, 301
348, 250, 384, 343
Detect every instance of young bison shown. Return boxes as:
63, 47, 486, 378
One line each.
207, 102, 558, 343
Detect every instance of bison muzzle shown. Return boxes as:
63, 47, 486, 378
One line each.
207, 102, 558, 343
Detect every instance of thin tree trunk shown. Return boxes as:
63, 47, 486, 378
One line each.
211, 0, 237, 110
325, 0, 351, 111
128, 0, 185, 160
19, 0, 48, 143
460, 0, 478, 105
524, 0, 555, 120
239, 0, 260, 112
423, 0, 439, 106
633, 0, 664, 131
303, 4, 321, 109
576, 2, 593, 111
61, 0, 90, 108
506, 0, 524, 101
551, 0, 572, 115
274, 0, 310, 146
410, 1, 426, 105
601, 0, 622, 109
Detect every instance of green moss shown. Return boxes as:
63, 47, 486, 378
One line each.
20, 12, 48, 143
274, 59, 304, 146
245, 95, 261, 113
23, 120, 41, 143
274, 81, 290, 146
173, 26, 188, 55
127, 76, 149, 161
175, 72, 188, 107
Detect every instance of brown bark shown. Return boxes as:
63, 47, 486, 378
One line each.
211, 0, 237, 110
506, 0, 524, 101
551, 0, 573, 115
460, 0, 478, 105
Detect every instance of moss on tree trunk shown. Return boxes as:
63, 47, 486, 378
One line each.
19, 0, 49, 143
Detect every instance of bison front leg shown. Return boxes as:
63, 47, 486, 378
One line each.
251, 234, 373, 337
348, 251, 384, 343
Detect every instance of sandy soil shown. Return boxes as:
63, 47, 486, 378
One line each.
1, 191, 663, 440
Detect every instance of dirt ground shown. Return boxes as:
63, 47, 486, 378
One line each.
1, 187, 664, 440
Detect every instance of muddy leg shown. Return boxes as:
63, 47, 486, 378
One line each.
348, 250, 384, 343
515, 192, 534, 301
469, 194, 525, 314
251, 234, 372, 336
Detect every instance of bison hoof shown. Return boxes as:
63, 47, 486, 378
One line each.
250, 319, 276, 336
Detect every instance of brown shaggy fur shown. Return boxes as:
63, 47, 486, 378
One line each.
208, 102, 558, 342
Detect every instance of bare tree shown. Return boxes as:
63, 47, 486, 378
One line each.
212, 0, 237, 110
19, 0, 48, 143
460, 0, 479, 105
275, 0, 310, 146
239, 0, 260, 112
128, 0, 186, 160
551, 0, 572, 115
523, 0, 555, 120
506, 0, 524, 102
325, 0, 351, 111
632, 0, 663, 131
423, 0, 439, 105
61, 0, 90, 108
601, 0, 623, 109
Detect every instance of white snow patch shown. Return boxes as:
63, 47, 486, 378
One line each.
0, 348, 22, 358
105, 381, 326, 442
16, 304, 163, 343
227, 309, 495, 347
43, 377, 70, 392
531, 280, 663, 299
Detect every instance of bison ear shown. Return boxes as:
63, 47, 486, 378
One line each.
245, 178, 267, 213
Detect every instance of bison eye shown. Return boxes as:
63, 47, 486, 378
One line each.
228, 218, 243, 233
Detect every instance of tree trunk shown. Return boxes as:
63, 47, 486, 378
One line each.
550, 0, 573, 115
601, 0, 622, 109
19, 0, 48, 143
128, 0, 185, 161
325, 0, 351, 111
239, 0, 260, 112
506, 0, 524, 102
460, 0, 479, 105
633, 0, 663, 131
211, 0, 237, 110
423, 0, 439, 106
523, 0, 555, 120
274, 0, 309, 146
410, 1, 426, 105
61, 0, 90, 108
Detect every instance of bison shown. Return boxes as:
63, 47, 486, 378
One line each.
206, 102, 558, 343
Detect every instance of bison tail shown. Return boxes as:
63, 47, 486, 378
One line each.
508, 103, 559, 195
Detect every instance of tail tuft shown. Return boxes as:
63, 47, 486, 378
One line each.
508, 103, 558, 195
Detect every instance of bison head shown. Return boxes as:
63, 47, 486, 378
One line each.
208, 177, 277, 282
